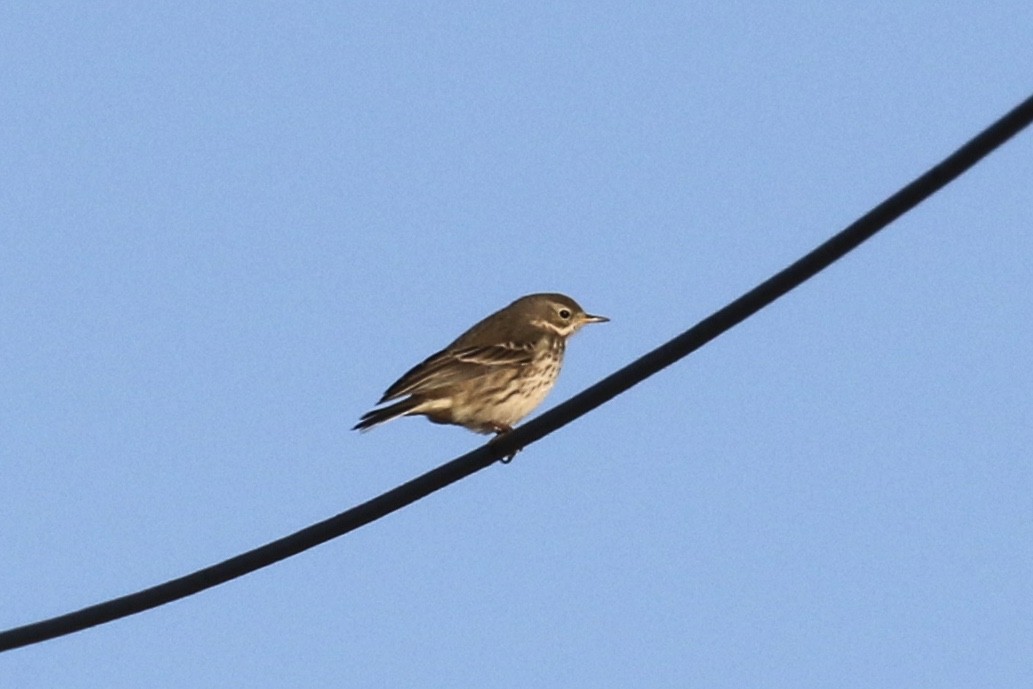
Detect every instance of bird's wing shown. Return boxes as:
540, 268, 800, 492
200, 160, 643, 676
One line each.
378, 342, 535, 402
450, 343, 536, 366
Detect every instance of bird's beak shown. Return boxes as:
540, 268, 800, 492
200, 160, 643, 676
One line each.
583, 313, 609, 324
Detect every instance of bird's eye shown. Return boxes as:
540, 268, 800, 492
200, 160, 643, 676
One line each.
558, 308, 572, 319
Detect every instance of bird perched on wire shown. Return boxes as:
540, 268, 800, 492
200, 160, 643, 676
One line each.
353, 293, 608, 438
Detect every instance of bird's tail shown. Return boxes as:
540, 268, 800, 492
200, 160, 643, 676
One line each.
352, 397, 422, 432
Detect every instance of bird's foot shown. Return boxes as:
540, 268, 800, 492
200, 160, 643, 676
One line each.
489, 424, 518, 463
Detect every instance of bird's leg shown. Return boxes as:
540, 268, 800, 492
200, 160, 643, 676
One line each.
489, 423, 519, 463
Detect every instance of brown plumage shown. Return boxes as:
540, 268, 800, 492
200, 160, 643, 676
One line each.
354, 293, 608, 435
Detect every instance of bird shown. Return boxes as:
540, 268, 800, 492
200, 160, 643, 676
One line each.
353, 293, 608, 438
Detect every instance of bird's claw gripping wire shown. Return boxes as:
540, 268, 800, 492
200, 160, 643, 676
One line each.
490, 425, 519, 463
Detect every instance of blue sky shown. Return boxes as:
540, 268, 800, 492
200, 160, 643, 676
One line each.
2, 3, 1031, 687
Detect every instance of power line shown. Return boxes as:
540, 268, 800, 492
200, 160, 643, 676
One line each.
3, 92, 1032, 654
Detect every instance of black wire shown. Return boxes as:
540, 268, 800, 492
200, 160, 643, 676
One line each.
3, 92, 1032, 653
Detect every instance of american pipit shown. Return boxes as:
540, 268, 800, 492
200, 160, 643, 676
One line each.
353, 293, 608, 437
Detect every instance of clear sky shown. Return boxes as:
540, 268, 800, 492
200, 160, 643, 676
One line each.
2, 3, 1031, 687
